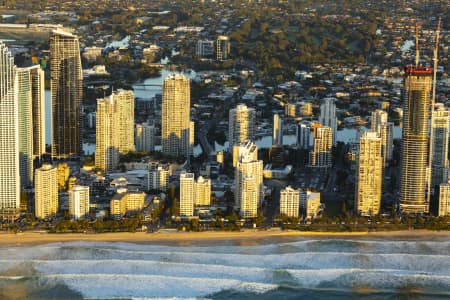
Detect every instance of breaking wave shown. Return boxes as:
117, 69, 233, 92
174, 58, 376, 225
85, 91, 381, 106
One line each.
0, 238, 449, 298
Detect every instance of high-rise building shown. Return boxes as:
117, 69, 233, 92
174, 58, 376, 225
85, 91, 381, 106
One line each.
371, 109, 388, 131
380, 123, 394, 165
232, 138, 258, 167
0, 42, 20, 210
355, 131, 383, 216
50, 29, 82, 158
162, 74, 192, 157
229, 104, 256, 148
309, 125, 332, 168
216, 35, 230, 61
430, 111, 450, 190
371, 110, 393, 167
280, 186, 300, 218
69, 185, 90, 220
96, 90, 134, 173
438, 181, 450, 216
297, 121, 311, 150
235, 141, 263, 217
34, 163, 58, 219
148, 162, 169, 192
273, 113, 283, 145
195, 176, 211, 206
400, 66, 432, 214
135, 122, 155, 152
180, 172, 195, 217
319, 98, 337, 146
196, 40, 214, 57
114, 90, 135, 153
96, 95, 118, 172
190, 121, 195, 153
16, 68, 34, 187
29, 65, 46, 159
240, 175, 258, 218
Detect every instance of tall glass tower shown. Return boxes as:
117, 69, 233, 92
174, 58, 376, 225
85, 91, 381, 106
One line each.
0, 42, 20, 210
50, 29, 82, 159
400, 66, 432, 214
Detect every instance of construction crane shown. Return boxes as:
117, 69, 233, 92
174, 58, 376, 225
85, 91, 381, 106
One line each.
427, 17, 442, 207
415, 22, 421, 67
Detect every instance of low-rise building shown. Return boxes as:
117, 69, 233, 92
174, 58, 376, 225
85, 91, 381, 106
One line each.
110, 188, 145, 219
300, 190, 322, 219
438, 181, 450, 216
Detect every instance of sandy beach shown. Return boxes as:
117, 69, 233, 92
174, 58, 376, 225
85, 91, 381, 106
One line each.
0, 229, 449, 246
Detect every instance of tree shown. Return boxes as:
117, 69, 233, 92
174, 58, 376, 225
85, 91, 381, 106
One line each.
190, 219, 199, 231
93, 220, 104, 233
255, 214, 266, 226
171, 197, 180, 217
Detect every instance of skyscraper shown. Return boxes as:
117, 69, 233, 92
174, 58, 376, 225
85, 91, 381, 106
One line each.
29, 65, 46, 159
371, 110, 394, 167
16, 68, 34, 187
280, 186, 300, 218
34, 163, 58, 219
162, 74, 192, 157
180, 172, 195, 217
273, 113, 283, 145
69, 185, 90, 220
229, 104, 256, 148
319, 97, 337, 146
309, 125, 332, 169
235, 141, 263, 217
50, 29, 82, 159
430, 111, 450, 190
96, 90, 134, 173
355, 131, 383, 216
114, 89, 135, 153
400, 66, 432, 214
0, 42, 20, 210
96, 95, 118, 173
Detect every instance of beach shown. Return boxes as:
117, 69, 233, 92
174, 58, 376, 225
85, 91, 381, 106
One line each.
1, 229, 449, 246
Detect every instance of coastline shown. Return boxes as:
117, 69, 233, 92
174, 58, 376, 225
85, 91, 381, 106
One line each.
1, 229, 449, 247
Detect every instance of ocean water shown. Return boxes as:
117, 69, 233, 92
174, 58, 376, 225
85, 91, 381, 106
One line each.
0, 237, 449, 299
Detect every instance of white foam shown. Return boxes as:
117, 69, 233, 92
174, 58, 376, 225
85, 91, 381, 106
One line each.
1, 239, 450, 298
38, 274, 278, 298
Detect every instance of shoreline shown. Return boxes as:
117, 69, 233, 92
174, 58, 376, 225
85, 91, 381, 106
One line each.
0, 229, 449, 247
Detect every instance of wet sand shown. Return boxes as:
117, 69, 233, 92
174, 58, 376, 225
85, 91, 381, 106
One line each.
0, 229, 449, 247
